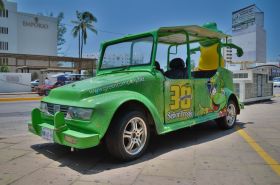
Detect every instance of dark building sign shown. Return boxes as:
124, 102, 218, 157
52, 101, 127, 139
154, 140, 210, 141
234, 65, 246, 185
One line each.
22, 17, 48, 29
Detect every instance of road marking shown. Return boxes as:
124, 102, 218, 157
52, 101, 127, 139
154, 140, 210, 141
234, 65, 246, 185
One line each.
0, 97, 42, 102
236, 126, 280, 176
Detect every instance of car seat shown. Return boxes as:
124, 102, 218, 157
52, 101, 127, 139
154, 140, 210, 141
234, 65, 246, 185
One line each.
165, 58, 187, 79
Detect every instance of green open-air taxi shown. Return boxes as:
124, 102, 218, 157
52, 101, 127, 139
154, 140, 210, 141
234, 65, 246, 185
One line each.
29, 23, 243, 161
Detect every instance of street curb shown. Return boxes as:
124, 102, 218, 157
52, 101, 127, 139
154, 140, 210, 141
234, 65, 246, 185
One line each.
0, 92, 37, 95
0, 97, 42, 102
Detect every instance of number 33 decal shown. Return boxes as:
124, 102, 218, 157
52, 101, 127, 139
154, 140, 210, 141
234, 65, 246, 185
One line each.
170, 85, 192, 110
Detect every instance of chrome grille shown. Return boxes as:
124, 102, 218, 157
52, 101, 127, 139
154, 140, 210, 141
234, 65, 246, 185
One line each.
47, 103, 69, 116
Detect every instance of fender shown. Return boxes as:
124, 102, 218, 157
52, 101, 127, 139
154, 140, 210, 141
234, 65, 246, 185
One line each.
85, 90, 164, 138
224, 87, 241, 114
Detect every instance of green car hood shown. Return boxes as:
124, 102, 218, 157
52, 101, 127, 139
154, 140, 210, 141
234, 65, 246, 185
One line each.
44, 72, 147, 103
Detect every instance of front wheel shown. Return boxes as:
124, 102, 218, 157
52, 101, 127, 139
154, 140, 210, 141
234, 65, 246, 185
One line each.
105, 110, 150, 161
216, 100, 237, 129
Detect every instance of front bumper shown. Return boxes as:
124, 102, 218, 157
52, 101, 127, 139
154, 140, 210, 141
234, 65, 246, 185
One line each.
28, 108, 100, 149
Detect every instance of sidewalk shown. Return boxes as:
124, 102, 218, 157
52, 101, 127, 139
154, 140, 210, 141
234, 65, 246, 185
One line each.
0, 92, 42, 102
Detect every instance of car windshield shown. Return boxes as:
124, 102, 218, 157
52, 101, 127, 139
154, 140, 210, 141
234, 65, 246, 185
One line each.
101, 36, 153, 69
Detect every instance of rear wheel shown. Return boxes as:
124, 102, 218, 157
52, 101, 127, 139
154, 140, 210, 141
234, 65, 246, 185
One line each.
105, 109, 150, 161
216, 100, 237, 129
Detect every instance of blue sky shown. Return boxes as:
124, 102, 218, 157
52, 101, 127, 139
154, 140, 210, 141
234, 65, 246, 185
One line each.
15, 0, 280, 61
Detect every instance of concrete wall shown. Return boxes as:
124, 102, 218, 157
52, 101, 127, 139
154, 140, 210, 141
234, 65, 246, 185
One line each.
232, 31, 257, 63
0, 73, 31, 93
245, 83, 256, 99
256, 27, 266, 63
244, 73, 272, 99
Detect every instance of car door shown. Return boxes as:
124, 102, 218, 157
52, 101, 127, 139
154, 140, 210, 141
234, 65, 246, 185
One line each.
164, 79, 194, 124
193, 72, 227, 118
193, 78, 213, 117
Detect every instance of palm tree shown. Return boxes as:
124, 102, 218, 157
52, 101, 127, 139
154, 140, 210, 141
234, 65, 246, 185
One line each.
72, 11, 97, 58
0, 0, 5, 11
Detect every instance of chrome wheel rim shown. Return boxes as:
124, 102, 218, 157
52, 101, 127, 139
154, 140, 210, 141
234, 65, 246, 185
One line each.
123, 117, 147, 155
226, 103, 236, 127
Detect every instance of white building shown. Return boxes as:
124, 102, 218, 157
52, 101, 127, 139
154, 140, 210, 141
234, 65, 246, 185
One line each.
232, 65, 279, 103
224, 4, 266, 70
0, 0, 58, 69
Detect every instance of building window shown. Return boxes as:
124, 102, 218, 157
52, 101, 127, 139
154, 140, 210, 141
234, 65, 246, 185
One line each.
0, 27, 8, 34
0, 41, 8, 50
0, 9, 8, 18
0, 58, 8, 65
233, 73, 249, 79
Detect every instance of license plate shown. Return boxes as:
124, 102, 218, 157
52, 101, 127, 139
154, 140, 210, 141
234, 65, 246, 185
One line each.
41, 127, 53, 142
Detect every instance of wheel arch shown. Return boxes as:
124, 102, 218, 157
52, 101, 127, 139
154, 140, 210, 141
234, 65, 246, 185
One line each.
111, 100, 156, 129
228, 93, 240, 114
92, 91, 163, 141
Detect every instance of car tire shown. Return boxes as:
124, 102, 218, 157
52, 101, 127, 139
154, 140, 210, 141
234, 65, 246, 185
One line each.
105, 109, 150, 161
45, 90, 50, 96
216, 100, 237, 129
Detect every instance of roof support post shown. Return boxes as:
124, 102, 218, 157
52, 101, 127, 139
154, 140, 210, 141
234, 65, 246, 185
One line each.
185, 32, 191, 79
167, 44, 176, 71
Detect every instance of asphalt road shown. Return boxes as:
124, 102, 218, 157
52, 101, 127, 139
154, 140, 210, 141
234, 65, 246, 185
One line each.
0, 101, 39, 138
0, 98, 280, 185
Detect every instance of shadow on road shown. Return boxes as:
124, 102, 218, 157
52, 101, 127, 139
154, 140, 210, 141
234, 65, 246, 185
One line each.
31, 121, 249, 175
245, 99, 276, 106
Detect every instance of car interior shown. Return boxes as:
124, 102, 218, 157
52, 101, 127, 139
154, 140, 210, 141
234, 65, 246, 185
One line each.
155, 58, 217, 79
164, 58, 187, 79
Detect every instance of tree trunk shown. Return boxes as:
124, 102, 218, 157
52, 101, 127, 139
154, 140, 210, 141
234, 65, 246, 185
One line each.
81, 30, 84, 59
78, 30, 81, 58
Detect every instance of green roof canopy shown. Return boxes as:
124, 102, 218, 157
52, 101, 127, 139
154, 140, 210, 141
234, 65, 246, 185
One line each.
158, 25, 230, 44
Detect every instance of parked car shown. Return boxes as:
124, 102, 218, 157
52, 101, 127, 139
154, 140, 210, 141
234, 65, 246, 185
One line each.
29, 24, 243, 161
36, 81, 63, 96
64, 74, 90, 84
273, 77, 280, 87
36, 74, 89, 96
31, 79, 39, 87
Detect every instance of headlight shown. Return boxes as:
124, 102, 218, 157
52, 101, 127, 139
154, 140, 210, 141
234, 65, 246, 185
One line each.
66, 107, 93, 121
40, 102, 48, 114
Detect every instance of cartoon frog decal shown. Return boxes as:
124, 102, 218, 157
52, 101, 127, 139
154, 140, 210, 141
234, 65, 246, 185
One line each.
197, 72, 227, 115
210, 72, 227, 111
